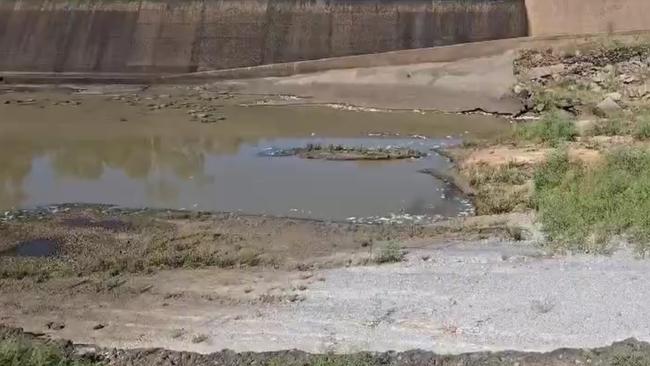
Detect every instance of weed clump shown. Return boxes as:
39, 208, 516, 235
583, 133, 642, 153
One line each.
534, 148, 650, 252
468, 161, 529, 186
592, 115, 628, 136
474, 184, 532, 215
467, 162, 533, 215
191, 334, 209, 344
0, 337, 99, 366
634, 118, 650, 140
373, 241, 404, 264
516, 111, 577, 146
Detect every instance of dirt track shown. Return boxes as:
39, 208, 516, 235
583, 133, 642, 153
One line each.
1, 207, 650, 357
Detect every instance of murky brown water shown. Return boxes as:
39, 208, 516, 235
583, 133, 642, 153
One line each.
0, 90, 509, 222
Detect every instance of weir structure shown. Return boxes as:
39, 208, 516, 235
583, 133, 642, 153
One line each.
0, 0, 647, 75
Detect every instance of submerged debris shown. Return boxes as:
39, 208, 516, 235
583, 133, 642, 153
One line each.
260, 143, 426, 161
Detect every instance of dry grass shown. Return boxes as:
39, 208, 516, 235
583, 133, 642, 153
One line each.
372, 241, 404, 264
191, 334, 209, 344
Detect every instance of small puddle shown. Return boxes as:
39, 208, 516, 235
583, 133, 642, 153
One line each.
2, 238, 59, 257
0, 97, 510, 223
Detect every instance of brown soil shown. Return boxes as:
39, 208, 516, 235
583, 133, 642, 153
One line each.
0, 205, 522, 281
2, 325, 650, 366
0, 206, 531, 356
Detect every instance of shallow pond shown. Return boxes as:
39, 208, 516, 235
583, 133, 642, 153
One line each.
0, 93, 510, 222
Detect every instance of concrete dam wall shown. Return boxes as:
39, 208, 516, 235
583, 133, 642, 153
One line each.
525, 0, 650, 37
0, 0, 528, 73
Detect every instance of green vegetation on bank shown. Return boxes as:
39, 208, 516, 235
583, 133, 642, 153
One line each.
373, 241, 404, 264
468, 162, 532, 215
515, 110, 577, 147
0, 337, 100, 366
587, 108, 650, 139
534, 148, 650, 252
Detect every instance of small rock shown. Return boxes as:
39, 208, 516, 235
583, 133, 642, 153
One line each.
513, 84, 530, 98
46, 321, 65, 330
594, 97, 622, 117
528, 64, 566, 79
591, 73, 606, 84
605, 92, 622, 101
119, 117, 127, 122
93, 323, 106, 330
555, 97, 576, 111
587, 83, 601, 92
621, 74, 639, 84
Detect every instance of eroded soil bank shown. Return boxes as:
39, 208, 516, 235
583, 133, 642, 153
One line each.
3, 325, 650, 366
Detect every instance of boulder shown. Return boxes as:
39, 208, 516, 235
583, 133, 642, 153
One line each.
594, 97, 622, 117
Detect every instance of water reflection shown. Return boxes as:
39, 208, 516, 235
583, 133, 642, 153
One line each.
0, 100, 502, 220
0, 135, 469, 221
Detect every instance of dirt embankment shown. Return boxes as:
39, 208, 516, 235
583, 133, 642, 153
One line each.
0, 205, 522, 280
4, 325, 650, 366
439, 41, 650, 253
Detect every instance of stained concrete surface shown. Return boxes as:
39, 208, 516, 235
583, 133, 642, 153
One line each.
215, 52, 522, 113
0, 0, 527, 73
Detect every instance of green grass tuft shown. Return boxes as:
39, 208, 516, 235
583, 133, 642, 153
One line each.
534, 148, 650, 252
634, 117, 650, 140
373, 241, 404, 264
468, 161, 529, 186
592, 115, 629, 136
0, 338, 100, 366
516, 111, 577, 147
